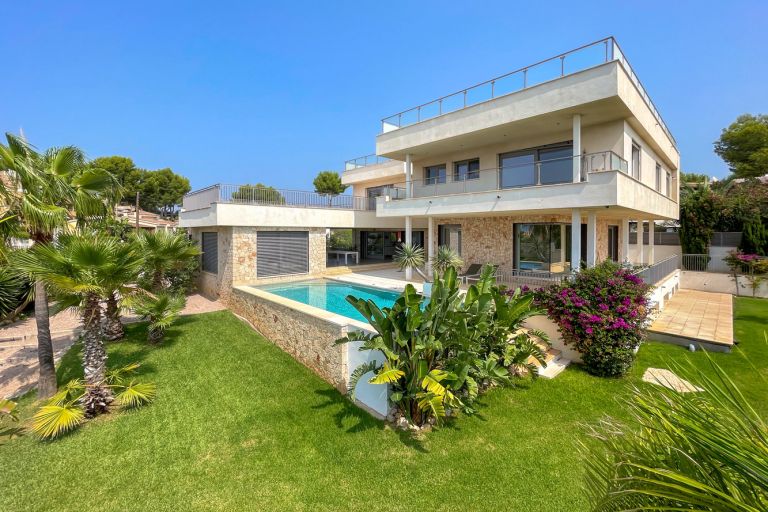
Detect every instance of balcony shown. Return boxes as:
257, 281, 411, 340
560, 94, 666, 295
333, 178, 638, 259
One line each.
381, 151, 627, 198
344, 154, 390, 171
380, 37, 674, 145
375, 151, 678, 220
182, 184, 371, 211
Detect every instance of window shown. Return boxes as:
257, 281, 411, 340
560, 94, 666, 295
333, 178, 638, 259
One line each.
655, 163, 662, 191
366, 184, 395, 208
438, 224, 462, 256
201, 232, 218, 274
631, 142, 641, 180
256, 231, 309, 277
513, 223, 569, 272
666, 170, 672, 197
454, 159, 480, 181
424, 164, 446, 185
500, 142, 572, 188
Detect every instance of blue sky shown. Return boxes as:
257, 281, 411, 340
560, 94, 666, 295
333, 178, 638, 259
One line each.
2, 1, 766, 191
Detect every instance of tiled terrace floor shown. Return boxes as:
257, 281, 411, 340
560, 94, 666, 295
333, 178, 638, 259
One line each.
649, 290, 733, 347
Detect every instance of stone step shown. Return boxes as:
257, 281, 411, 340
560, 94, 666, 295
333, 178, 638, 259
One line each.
538, 357, 571, 379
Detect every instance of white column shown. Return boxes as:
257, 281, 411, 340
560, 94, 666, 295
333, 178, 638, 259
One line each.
586, 212, 597, 268
405, 216, 413, 280
404, 153, 412, 199
572, 114, 582, 182
637, 221, 644, 265
647, 219, 655, 265
427, 216, 435, 271
570, 210, 581, 272
559, 224, 566, 271
621, 218, 630, 264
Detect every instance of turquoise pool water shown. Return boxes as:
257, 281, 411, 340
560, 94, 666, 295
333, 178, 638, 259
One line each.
255, 279, 402, 323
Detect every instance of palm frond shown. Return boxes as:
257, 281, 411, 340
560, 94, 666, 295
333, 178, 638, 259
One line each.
346, 360, 380, 400
113, 381, 156, 409
31, 402, 86, 439
369, 363, 405, 385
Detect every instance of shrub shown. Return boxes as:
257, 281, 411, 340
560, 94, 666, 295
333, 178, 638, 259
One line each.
740, 220, 768, 256
336, 266, 545, 428
535, 261, 651, 377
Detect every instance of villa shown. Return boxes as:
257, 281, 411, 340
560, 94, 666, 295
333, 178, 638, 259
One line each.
179, 37, 684, 415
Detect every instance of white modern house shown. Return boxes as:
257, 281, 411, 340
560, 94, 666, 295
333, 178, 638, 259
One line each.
180, 37, 679, 298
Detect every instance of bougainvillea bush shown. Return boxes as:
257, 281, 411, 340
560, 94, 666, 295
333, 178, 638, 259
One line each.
535, 261, 651, 377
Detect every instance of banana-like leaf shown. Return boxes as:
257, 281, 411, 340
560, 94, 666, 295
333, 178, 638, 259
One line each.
416, 392, 446, 419
421, 369, 449, 396
369, 363, 404, 385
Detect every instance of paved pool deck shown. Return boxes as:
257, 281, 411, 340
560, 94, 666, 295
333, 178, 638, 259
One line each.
648, 289, 734, 350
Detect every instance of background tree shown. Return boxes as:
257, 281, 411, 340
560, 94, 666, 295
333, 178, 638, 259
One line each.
230, 183, 285, 204
313, 171, 347, 195
90, 156, 191, 216
714, 113, 768, 179
679, 187, 718, 254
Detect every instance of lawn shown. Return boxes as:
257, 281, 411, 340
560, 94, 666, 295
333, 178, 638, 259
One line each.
1, 298, 766, 512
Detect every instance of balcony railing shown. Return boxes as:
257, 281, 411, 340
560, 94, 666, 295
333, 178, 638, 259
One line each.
344, 154, 391, 171
379, 151, 629, 200
380, 37, 676, 147
182, 184, 371, 211
634, 255, 680, 286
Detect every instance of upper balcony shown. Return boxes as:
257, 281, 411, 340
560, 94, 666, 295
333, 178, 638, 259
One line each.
182, 184, 372, 212
374, 150, 679, 220
376, 37, 678, 170
341, 154, 403, 186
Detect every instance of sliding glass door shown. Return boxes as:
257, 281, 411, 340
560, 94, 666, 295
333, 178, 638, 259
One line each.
514, 223, 569, 273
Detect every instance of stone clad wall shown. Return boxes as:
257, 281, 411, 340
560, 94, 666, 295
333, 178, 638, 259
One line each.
227, 288, 348, 391
430, 215, 620, 272
190, 226, 234, 300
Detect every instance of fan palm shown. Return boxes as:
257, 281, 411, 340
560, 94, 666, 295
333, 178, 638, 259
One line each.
14, 234, 142, 416
132, 230, 200, 291
0, 133, 116, 398
129, 292, 186, 343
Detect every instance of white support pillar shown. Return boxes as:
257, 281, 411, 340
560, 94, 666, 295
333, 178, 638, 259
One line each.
572, 114, 582, 182
559, 224, 566, 271
404, 153, 413, 199
637, 221, 644, 266
405, 216, 413, 280
586, 212, 597, 268
647, 219, 655, 265
570, 210, 582, 272
427, 216, 435, 271
621, 218, 630, 264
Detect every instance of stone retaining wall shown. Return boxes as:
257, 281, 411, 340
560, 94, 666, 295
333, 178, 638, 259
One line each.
226, 287, 348, 391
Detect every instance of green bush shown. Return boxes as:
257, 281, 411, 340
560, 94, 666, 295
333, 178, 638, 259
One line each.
740, 221, 768, 256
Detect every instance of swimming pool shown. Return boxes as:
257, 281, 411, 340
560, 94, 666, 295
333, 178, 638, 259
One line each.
255, 279, 402, 323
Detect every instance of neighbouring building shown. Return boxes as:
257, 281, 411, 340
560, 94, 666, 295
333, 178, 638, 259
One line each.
180, 37, 680, 300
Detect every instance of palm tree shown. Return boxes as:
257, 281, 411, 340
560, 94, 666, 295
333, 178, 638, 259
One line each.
14, 234, 142, 416
132, 230, 200, 292
0, 133, 116, 398
130, 292, 186, 343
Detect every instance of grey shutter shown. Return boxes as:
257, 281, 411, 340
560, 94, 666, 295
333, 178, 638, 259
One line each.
257, 231, 309, 277
201, 232, 218, 274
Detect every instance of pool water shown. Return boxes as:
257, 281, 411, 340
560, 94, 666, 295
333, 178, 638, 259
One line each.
255, 279, 402, 323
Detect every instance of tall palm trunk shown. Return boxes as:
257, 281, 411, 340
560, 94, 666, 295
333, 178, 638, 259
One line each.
104, 291, 124, 341
34, 280, 57, 399
81, 293, 111, 417
151, 270, 163, 292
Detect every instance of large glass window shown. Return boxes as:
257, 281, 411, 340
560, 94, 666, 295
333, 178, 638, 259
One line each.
655, 163, 662, 191
538, 146, 573, 184
500, 143, 573, 188
666, 170, 672, 197
514, 223, 569, 272
424, 164, 446, 185
500, 152, 535, 188
454, 159, 480, 181
366, 184, 394, 209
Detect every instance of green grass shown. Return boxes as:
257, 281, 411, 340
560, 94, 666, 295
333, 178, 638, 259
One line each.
1, 298, 767, 511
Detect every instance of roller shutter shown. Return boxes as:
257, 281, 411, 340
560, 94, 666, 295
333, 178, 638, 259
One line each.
201, 232, 218, 274
257, 231, 309, 277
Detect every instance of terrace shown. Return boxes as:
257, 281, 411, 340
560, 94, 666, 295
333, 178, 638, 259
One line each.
182, 183, 372, 211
